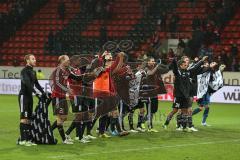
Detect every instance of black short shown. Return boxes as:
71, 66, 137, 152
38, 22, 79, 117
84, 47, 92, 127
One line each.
118, 101, 130, 115
70, 96, 84, 113
52, 97, 68, 115
172, 97, 191, 109
133, 99, 145, 109
145, 97, 158, 114
133, 97, 158, 113
70, 96, 95, 113
18, 94, 33, 119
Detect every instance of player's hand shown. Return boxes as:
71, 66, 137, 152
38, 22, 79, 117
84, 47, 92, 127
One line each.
219, 64, 226, 71
140, 69, 147, 77
102, 51, 109, 57
194, 57, 199, 62
202, 56, 208, 61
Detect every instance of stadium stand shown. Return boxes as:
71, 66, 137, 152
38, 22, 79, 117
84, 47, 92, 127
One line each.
0, 0, 239, 70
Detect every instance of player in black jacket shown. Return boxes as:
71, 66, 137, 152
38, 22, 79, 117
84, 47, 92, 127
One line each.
18, 54, 46, 146
171, 56, 207, 131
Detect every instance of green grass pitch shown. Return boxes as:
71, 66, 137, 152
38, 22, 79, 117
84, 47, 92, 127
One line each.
0, 95, 240, 160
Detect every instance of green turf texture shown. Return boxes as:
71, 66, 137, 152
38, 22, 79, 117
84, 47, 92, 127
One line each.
0, 95, 239, 160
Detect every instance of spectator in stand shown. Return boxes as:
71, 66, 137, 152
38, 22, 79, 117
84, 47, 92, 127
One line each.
100, 26, 107, 46
139, 0, 148, 15
36, 69, 45, 80
54, 33, 63, 55
167, 48, 175, 59
160, 11, 167, 31
178, 38, 186, 49
48, 30, 54, 54
217, 55, 224, 66
176, 38, 186, 56
86, 0, 96, 15
213, 26, 221, 44
198, 44, 213, 60
231, 43, 238, 59
192, 15, 201, 31
106, 1, 114, 19
219, 49, 230, 70
231, 58, 240, 71
58, 0, 65, 21
13, 56, 20, 67
188, 0, 196, 8
95, 1, 103, 18
151, 31, 161, 57
0, 13, 3, 43
169, 13, 180, 36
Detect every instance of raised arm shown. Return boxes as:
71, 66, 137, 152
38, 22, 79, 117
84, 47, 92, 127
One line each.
188, 56, 208, 74
172, 58, 179, 76
109, 52, 125, 75
158, 64, 170, 74
146, 64, 160, 76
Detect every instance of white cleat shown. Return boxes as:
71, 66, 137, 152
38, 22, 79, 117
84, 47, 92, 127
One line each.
86, 135, 97, 140
147, 128, 159, 133
83, 135, 90, 141
79, 138, 90, 143
136, 127, 145, 132
19, 140, 26, 146
189, 127, 198, 132
65, 134, 74, 142
129, 129, 139, 133
183, 127, 193, 132
63, 139, 74, 144
162, 125, 168, 129
96, 129, 99, 134
201, 122, 211, 127
176, 127, 183, 131
19, 141, 32, 147
28, 141, 37, 146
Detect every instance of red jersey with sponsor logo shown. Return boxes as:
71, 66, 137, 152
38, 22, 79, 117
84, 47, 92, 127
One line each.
68, 68, 83, 99
50, 67, 70, 98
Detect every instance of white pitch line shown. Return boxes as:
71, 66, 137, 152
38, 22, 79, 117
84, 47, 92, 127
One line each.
48, 139, 240, 159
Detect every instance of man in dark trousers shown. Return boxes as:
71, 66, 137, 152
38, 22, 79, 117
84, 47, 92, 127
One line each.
58, 0, 65, 21
171, 56, 207, 132
18, 54, 46, 146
